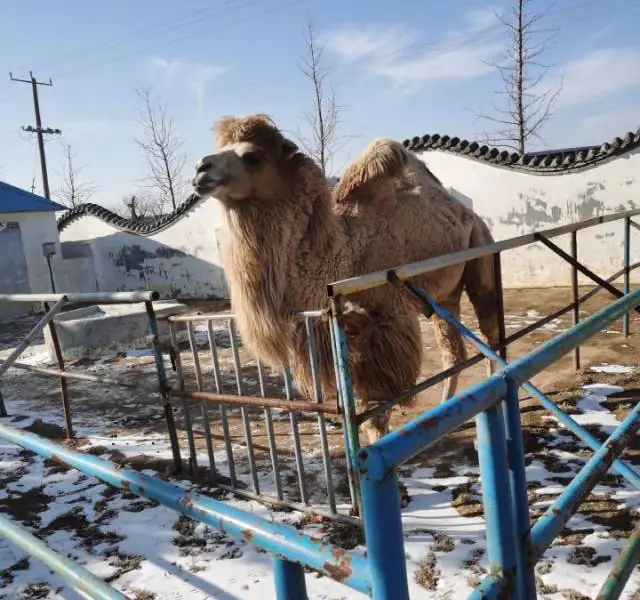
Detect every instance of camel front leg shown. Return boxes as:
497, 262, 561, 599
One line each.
433, 312, 468, 403
359, 399, 392, 446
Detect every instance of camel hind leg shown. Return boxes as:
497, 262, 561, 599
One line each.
463, 218, 501, 377
432, 300, 468, 403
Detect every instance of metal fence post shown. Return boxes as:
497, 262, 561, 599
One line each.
476, 398, 520, 598
273, 558, 308, 600
493, 252, 507, 361
358, 446, 409, 600
329, 299, 361, 516
571, 231, 581, 370
503, 377, 536, 599
43, 301, 73, 439
145, 301, 182, 473
623, 216, 631, 337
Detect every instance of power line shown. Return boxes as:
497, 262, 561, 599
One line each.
27, 0, 245, 74
9, 72, 61, 199
54, 0, 308, 80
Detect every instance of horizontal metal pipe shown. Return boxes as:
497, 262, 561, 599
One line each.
595, 526, 640, 600
0, 291, 159, 303
529, 400, 640, 559
0, 422, 371, 595
360, 377, 507, 481
0, 359, 159, 392
0, 297, 66, 378
327, 208, 640, 297
168, 310, 325, 323
351, 259, 640, 427
170, 388, 341, 415
0, 512, 126, 600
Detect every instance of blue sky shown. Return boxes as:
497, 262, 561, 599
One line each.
1, 0, 639, 208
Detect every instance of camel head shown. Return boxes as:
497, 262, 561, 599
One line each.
192, 114, 299, 205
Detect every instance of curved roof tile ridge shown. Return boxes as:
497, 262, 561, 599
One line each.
57, 125, 640, 234
403, 126, 640, 173
56, 194, 202, 234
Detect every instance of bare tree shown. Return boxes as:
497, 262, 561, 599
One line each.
119, 193, 165, 221
298, 18, 343, 177
134, 88, 187, 212
54, 143, 96, 208
476, 0, 563, 154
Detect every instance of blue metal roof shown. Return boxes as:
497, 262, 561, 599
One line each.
0, 180, 66, 213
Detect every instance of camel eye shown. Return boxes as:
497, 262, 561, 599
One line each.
242, 151, 261, 168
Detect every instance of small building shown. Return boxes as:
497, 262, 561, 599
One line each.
0, 181, 65, 318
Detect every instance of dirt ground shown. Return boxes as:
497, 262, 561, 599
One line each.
2, 285, 640, 598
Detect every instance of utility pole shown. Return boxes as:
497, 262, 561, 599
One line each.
9, 71, 61, 200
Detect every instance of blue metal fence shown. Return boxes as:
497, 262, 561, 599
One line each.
1, 284, 639, 598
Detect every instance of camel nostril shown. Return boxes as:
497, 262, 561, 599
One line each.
196, 158, 212, 174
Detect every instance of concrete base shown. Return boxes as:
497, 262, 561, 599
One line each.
43, 300, 188, 360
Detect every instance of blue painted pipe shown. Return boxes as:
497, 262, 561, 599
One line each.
0, 512, 126, 600
0, 422, 371, 596
596, 526, 640, 600
476, 401, 519, 594
503, 379, 537, 600
529, 399, 640, 559
273, 557, 308, 600
359, 376, 506, 481
400, 281, 640, 490
357, 459, 409, 600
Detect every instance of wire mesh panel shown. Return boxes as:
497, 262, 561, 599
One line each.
166, 312, 353, 521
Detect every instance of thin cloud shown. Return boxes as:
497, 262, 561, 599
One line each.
323, 10, 503, 91
553, 48, 640, 109
149, 57, 230, 110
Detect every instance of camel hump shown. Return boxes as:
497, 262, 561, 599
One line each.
334, 138, 409, 204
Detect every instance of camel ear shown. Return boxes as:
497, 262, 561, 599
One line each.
281, 139, 299, 160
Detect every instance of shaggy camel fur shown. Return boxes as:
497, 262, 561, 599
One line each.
192, 114, 499, 444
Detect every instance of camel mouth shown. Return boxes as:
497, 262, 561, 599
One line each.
192, 175, 229, 197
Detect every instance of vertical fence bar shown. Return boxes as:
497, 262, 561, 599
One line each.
623, 216, 631, 337
273, 557, 308, 600
257, 357, 283, 500
207, 320, 237, 487
595, 526, 640, 600
228, 318, 260, 494
43, 302, 74, 439
305, 316, 337, 514
187, 322, 216, 484
359, 447, 409, 600
328, 313, 358, 513
145, 301, 182, 473
476, 401, 519, 596
503, 378, 536, 599
493, 252, 507, 361
169, 322, 185, 390
571, 231, 581, 370
283, 366, 309, 505
330, 301, 362, 515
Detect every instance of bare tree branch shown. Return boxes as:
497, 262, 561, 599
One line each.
133, 88, 187, 212
118, 192, 166, 221
475, 0, 563, 154
296, 17, 347, 177
54, 143, 97, 208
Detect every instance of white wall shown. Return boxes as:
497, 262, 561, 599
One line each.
59, 197, 228, 298
0, 211, 62, 294
56, 147, 640, 296
418, 147, 640, 288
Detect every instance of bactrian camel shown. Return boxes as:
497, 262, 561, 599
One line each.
192, 114, 498, 444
